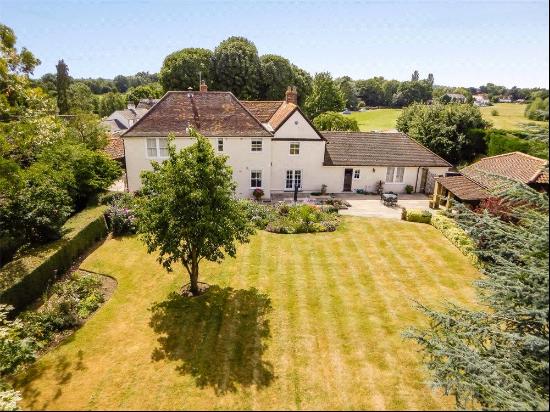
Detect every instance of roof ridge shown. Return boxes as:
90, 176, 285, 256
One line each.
229, 92, 273, 135
122, 91, 173, 136
477, 151, 546, 162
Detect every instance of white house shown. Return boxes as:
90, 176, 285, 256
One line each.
122, 83, 451, 198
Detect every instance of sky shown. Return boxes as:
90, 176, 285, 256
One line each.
1, 0, 548, 88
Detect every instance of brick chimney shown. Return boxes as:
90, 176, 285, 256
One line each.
200, 80, 208, 92
285, 86, 298, 105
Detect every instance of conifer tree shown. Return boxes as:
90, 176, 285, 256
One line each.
406, 180, 549, 410
55, 59, 70, 114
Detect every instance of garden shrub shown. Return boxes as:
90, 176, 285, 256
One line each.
105, 200, 137, 236
266, 204, 339, 234
239, 200, 276, 229
0, 206, 108, 312
430, 213, 479, 266
403, 209, 432, 223
405, 185, 414, 194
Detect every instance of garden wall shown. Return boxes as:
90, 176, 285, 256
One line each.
0, 206, 108, 312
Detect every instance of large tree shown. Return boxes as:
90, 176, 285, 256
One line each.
391, 80, 432, 107
406, 182, 549, 410
335, 76, 358, 110
67, 82, 96, 113
55, 59, 70, 114
126, 82, 163, 105
304, 72, 345, 119
290, 64, 312, 106
136, 130, 254, 296
159, 48, 213, 92
211, 36, 261, 99
396, 102, 489, 164
259, 54, 294, 100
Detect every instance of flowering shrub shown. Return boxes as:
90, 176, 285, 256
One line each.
252, 188, 264, 201
105, 195, 137, 236
266, 204, 340, 234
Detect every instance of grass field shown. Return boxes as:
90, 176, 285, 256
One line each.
348, 109, 402, 131
15, 217, 480, 410
480, 103, 548, 130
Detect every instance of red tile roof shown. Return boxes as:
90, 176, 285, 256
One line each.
268, 102, 298, 130
104, 136, 125, 159
123, 91, 271, 138
436, 175, 490, 201
240, 101, 284, 123
460, 152, 548, 188
322, 132, 452, 167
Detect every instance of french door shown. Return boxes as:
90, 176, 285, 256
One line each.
285, 170, 302, 190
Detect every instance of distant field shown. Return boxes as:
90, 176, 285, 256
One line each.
480, 103, 548, 130
348, 109, 402, 131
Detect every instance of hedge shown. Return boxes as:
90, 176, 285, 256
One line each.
0, 206, 108, 312
430, 213, 480, 267
402, 208, 433, 224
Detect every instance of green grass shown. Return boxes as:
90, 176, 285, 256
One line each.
15, 217, 480, 410
480, 103, 549, 130
348, 109, 402, 131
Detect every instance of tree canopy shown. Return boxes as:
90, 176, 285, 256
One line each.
211, 36, 262, 99
304, 72, 345, 119
396, 102, 489, 164
312, 111, 359, 131
136, 130, 254, 296
159, 48, 213, 92
259, 54, 294, 100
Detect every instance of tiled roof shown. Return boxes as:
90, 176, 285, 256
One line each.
322, 132, 452, 167
268, 102, 298, 130
436, 175, 490, 201
123, 91, 271, 137
240, 101, 283, 122
136, 99, 160, 110
533, 169, 549, 184
101, 118, 127, 133
117, 108, 148, 120
460, 152, 548, 189
104, 136, 125, 159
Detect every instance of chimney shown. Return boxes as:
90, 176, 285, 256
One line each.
200, 80, 208, 92
285, 86, 298, 105
127, 103, 136, 110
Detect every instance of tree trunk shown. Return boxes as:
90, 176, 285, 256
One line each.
189, 251, 200, 296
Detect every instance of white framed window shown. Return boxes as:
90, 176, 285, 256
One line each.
354, 169, 360, 179
217, 138, 224, 152
289, 142, 300, 155
250, 170, 262, 188
147, 138, 169, 158
386, 167, 395, 183
251, 139, 262, 152
158, 138, 169, 157
395, 167, 404, 183
146, 138, 157, 157
285, 170, 302, 190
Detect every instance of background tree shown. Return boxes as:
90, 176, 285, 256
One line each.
159, 48, 213, 92
55, 59, 70, 114
411, 70, 419, 81
259, 54, 294, 100
427, 73, 434, 86
396, 102, 489, 164
126, 82, 163, 105
391, 80, 433, 107
406, 182, 549, 410
113, 74, 129, 93
290, 64, 312, 106
335, 76, 358, 110
67, 82, 96, 113
211, 36, 261, 99
98, 92, 126, 117
304, 72, 345, 119
312, 111, 359, 131
136, 130, 254, 296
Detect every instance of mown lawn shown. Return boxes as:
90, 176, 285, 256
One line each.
15, 217, 479, 410
480, 103, 549, 130
348, 109, 402, 131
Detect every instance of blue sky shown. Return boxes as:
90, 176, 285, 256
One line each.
1, 0, 548, 87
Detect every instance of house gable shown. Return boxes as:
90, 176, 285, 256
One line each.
273, 109, 324, 141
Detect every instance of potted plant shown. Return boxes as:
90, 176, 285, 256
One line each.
252, 188, 264, 201
405, 185, 414, 194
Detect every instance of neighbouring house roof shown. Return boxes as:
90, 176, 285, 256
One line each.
104, 136, 125, 160
533, 169, 549, 184
101, 118, 127, 133
460, 152, 548, 189
444, 93, 466, 100
240, 101, 284, 122
436, 175, 490, 201
123, 91, 271, 138
136, 98, 160, 110
116, 107, 148, 120
322, 132, 452, 167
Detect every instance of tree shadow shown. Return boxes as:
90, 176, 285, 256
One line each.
149, 285, 274, 395
16, 348, 86, 410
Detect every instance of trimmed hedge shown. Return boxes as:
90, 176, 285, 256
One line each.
0, 206, 108, 312
430, 213, 480, 267
402, 208, 433, 224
